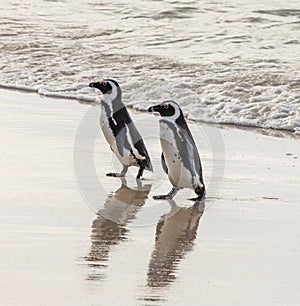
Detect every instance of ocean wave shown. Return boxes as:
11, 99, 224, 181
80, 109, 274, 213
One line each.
1, 71, 299, 135
1, 0, 300, 134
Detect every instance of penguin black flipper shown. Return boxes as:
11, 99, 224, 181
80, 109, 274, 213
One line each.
115, 106, 131, 124
115, 126, 126, 157
117, 107, 153, 172
179, 127, 205, 200
108, 115, 127, 157
161, 152, 168, 174
176, 118, 204, 185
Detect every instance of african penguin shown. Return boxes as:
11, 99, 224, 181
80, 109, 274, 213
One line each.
148, 100, 205, 200
89, 79, 152, 179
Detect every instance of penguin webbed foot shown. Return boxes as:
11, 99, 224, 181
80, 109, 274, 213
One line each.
106, 172, 126, 178
153, 194, 173, 200
153, 187, 179, 200
189, 186, 205, 201
106, 165, 129, 178
188, 195, 204, 201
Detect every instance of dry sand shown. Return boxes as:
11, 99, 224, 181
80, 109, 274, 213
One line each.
0, 89, 300, 305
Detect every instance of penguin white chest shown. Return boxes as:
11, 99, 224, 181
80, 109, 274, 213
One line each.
159, 122, 194, 188
100, 105, 115, 146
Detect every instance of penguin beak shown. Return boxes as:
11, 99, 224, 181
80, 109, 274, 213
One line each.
148, 105, 160, 113
89, 82, 104, 93
89, 82, 97, 88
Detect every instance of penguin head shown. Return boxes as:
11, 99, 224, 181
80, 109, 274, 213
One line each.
148, 100, 182, 121
89, 79, 121, 102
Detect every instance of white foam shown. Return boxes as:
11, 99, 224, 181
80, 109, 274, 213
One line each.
1, 77, 299, 134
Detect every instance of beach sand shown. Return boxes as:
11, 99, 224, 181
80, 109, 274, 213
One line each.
0, 89, 299, 305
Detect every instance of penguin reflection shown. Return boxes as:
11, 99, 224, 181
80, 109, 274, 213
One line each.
147, 200, 205, 287
85, 178, 151, 280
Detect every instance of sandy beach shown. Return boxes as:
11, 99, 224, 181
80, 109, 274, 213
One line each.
1, 89, 300, 305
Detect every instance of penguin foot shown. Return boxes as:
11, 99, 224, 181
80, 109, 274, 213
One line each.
189, 186, 205, 201
153, 187, 179, 200
106, 165, 129, 178
188, 195, 204, 201
153, 194, 173, 200
106, 172, 125, 177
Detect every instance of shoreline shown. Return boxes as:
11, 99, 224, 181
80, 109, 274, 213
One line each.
1, 89, 300, 305
1, 86, 299, 139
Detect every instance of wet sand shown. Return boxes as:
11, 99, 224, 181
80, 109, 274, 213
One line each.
1, 89, 300, 305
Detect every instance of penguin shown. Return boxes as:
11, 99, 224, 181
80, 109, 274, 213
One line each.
148, 100, 205, 200
89, 79, 152, 179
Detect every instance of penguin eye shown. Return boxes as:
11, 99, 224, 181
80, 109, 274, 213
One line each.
163, 104, 169, 109
102, 81, 107, 86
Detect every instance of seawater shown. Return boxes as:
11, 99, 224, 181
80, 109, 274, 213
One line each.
1, 0, 300, 133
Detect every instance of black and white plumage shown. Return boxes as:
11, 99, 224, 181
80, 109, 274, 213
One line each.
148, 100, 205, 200
89, 79, 152, 179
